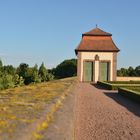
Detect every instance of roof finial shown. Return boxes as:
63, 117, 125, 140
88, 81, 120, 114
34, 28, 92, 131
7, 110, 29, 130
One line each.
96, 24, 98, 28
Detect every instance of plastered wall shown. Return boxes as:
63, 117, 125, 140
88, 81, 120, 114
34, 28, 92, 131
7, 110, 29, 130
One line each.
78, 52, 114, 82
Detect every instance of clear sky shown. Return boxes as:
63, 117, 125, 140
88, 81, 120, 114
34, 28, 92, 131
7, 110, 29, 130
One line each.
0, 0, 140, 69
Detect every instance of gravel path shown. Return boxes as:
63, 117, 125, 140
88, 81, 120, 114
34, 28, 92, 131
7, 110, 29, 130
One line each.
74, 83, 140, 140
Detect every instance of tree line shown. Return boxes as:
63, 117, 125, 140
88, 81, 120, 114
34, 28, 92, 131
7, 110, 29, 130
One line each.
117, 66, 140, 76
1, 58, 140, 90
0, 59, 77, 90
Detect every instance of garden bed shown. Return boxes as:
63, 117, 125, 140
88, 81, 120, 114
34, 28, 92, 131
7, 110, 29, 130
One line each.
97, 81, 140, 90
107, 81, 140, 84
118, 87, 140, 103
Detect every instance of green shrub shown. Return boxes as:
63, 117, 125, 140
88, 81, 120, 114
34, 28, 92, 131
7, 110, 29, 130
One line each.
97, 81, 113, 90
107, 81, 140, 84
126, 87, 140, 92
97, 81, 140, 90
0, 74, 15, 90
118, 88, 140, 103
54, 59, 77, 79
46, 73, 54, 81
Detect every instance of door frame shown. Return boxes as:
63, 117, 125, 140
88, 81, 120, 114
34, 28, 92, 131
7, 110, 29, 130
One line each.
99, 60, 111, 81
83, 59, 95, 82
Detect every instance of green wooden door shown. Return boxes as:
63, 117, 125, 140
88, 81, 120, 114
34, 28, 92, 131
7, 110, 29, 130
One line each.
100, 62, 109, 81
84, 61, 93, 82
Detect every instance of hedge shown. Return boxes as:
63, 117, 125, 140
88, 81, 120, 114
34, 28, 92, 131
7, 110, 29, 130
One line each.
97, 81, 140, 90
107, 81, 140, 84
97, 81, 113, 90
118, 88, 140, 103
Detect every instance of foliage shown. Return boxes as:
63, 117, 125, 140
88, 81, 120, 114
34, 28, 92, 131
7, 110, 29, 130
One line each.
135, 66, 140, 76
53, 59, 77, 79
117, 65, 140, 76
46, 73, 54, 81
0, 74, 15, 89
97, 81, 140, 90
2, 65, 16, 75
0, 59, 3, 67
107, 81, 140, 84
13, 74, 24, 87
0, 58, 77, 90
39, 62, 48, 82
127, 87, 140, 92
0, 59, 54, 90
24, 65, 41, 84
0, 63, 16, 90
16, 63, 29, 80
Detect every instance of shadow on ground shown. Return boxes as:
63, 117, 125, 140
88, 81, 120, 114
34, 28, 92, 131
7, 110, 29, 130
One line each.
91, 83, 140, 117
103, 91, 140, 117
91, 83, 106, 90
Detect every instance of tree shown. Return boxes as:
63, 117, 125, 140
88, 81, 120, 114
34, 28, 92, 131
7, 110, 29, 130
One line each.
16, 63, 29, 84
25, 64, 41, 84
31, 64, 41, 83
117, 68, 129, 76
128, 66, 136, 76
13, 74, 24, 87
46, 73, 54, 81
0, 59, 54, 89
54, 59, 77, 79
0, 59, 2, 67
3, 65, 16, 75
16, 63, 29, 78
0, 59, 3, 73
135, 65, 140, 76
117, 66, 140, 77
39, 62, 48, 82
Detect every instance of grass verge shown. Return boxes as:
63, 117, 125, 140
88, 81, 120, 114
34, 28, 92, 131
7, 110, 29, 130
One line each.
32, 82, 74, 140
0, 77, 77, 140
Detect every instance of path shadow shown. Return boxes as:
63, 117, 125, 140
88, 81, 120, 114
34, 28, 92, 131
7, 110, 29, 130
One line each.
91, 83, 106, 90
104, 92, 140, 117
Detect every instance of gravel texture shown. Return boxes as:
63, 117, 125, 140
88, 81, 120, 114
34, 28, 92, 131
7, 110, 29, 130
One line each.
74, 83, 140, 140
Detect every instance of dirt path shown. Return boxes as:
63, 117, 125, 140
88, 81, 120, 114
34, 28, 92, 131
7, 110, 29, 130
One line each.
74, 83, 140, 140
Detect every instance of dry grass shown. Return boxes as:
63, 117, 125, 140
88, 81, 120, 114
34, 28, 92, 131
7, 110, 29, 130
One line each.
0, 77, 76, 139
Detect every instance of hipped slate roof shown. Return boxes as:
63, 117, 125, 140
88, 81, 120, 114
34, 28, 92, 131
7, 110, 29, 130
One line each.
75, 27, 120, 54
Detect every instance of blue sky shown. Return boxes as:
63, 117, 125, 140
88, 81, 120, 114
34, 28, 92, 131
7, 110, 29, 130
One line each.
0, 0, 140, 69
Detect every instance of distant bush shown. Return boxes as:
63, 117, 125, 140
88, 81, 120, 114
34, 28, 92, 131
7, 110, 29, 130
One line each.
0, 58, 77, 90
117, 66, 140, 76
0, 59, 54, 90
0, 74, 14, 89
53, 59, 77, 79
46, 73, 54, 81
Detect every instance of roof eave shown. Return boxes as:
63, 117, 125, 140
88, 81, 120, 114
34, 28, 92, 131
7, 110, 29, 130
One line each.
75, 49, 120, 55
82, 34, 112, 37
